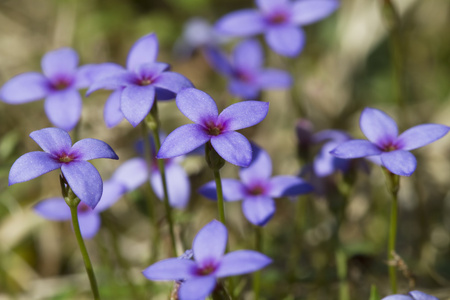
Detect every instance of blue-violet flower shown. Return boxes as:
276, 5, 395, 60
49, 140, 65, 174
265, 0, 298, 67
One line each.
382, 290, 439, 300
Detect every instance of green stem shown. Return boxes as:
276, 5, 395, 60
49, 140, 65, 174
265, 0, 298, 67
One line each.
69, 205, 100, 299
147, 106, 178, 257
253, 226, 263, 300
384, 170, 400, 293
213, 168, 226, 225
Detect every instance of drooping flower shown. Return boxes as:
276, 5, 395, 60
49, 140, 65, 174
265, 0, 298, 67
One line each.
34, 180, 126, 238
199, 145, 313, 226
109, 135, 191, 209
9, 128, 119, 208
0, 48, 98, 131
330, 108, 449, 176
143, 220, 271, 300
204, 39, 292, 99
215, 0, 339, 57
87, 33, 193, 127
157, 88, 269, 167
382, 290, 439, 300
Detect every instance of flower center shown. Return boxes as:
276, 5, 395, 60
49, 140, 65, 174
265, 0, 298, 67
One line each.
205, 121, 225, 136
196, 261, 218, 276
267, 11, 288, 25
235, 69, 253, 83
139, 78, 152, 86
56, 151, 78, 164
78, 202, 91, 213
380, 140, 399, 152
52, 78, 72, 90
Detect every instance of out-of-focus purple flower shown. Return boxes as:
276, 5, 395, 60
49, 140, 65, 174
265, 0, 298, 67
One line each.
382, 290, 439, 300
174, 18, 230, 58
34, 180, 126, 239
199, 145, 313, 226
157, 88, 269, 167
143, 220, 271, 300
204, 39, 292, 99
215, 0, 339, 57
331, 108, 449, 176
87, 33, 193, 127
0, 48, 98, 131
312, 129, 352, 177
9, 128, 118, 208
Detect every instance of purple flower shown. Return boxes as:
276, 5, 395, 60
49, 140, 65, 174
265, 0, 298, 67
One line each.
199, 145, 313, 226
34, 180, 126, 238
87, 33, 193, 127
157, 88, 269, 167
382, 290, 439, 300
9, 128, 119, 208
331, 108, 449, 176
0, 48, 96, 131
204, 39, 292, 99
215, 0, 339, 57
143, 220, 271, 300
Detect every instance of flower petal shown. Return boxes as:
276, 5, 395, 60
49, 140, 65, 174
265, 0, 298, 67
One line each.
215, 10, 266, 36
242, 196, 275, 226
198, 179, 245, 201
121, 85, 155, 127
78, 212, 101, 239
233, 39, 263, 70
9, 152, 61, 185
381, 296, 412, 300
94, 180, 126, 212
312, 129, 350, 143
256, 69, 292, 89
229, 80, 260, 99
211, 131, 252, 167
216, 250, 272, 277
111, 158, 149, 191
193, 220, 227, 263
157, 124, 211, 159
150, 163, 191, 209
409, 291, 439, 300
0, 72, 49, 104
176, 88, 218, 124
330, 139, 382, 158
44, 89, 82, 131
203, 46, 234, 77
61, 161, 103, 208
218, 101, 269, 131
360, 108, 398, 146
256, 0, 290, 12
396, 124, 449, 151
71, 138, 118, 161
239, 145, 272, 183
104, 89, 124, 128
314, 141, 342, 177
41, 48, 78, 79
265, 26, 306, 57
34, 198, 71, 220
178, 276, 217, 300
269, 176, 313, 197
142, 258, 196, 281
292, 0, 339, 25
153, 72, 193, 94
380, 150, 417, 176
127, 33, 159, 71
86, 71, 135, 95
29, 127, 72, 155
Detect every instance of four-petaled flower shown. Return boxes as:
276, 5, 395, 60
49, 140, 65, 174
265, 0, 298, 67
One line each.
9, 128, 119, 208
199, 145, 313, 226
382, 290, 439, 300
34, 180, 126, 238
0, 48, 96, 131
204, 39, 292, 99
143, 220, 272, 300
87, 33, 193, 127
330, 108, 449, 176
157, 88, 269, 167
215, 0, 339, 57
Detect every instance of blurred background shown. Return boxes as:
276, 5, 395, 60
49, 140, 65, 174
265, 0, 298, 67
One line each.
1, 0, 450, 299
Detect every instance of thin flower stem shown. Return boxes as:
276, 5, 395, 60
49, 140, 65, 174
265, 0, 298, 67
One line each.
384, 170, 400, 293
147, 105, 178, 257
69, 205, 100, 300
213, 168, 226, 225
253, 226, 263, 300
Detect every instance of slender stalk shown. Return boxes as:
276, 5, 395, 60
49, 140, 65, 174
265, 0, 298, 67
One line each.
336, 249, 349, 300
69, 205, 100, 299
213, 168, 226, 225
147, 105, 178, 257
253, 226, 263, 300
384, 170, 400, 293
